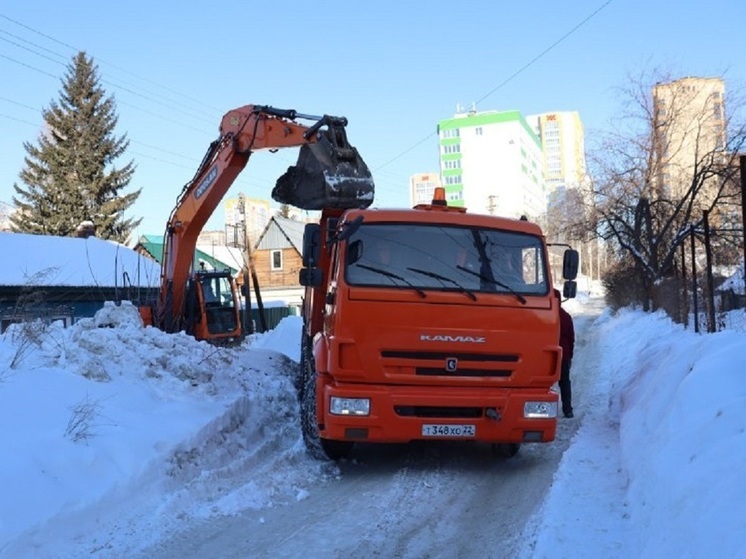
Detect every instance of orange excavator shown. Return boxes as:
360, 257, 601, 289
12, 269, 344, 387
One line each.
141, 105, 374, 344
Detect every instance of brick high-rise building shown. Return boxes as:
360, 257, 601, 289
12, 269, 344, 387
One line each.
652, 77, 726, 202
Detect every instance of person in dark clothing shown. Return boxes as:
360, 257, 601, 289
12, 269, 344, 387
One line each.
555, 289, 575, 418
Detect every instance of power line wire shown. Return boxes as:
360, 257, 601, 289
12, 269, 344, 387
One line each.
474, 0, 614, 107
2, 3, 614, 203
0, 14, 221, 123
373, 0, 614, 174
0, 111, 38, 127
0, 94, 38, 112
0, 31, 67, 64
0, 49, 219, 146
0, 12, 224, 115
0, 52, 59, 79
2, 12, 428, 196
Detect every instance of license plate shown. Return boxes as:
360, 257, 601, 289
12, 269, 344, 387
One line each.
422, 424, 476, 437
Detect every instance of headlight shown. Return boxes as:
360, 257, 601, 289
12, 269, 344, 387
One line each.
524, 401, 558, 419
330, 397, 370, 416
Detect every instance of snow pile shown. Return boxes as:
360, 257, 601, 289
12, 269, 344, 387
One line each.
0, 305, 336, 557
2, 291, 746, 558
523, 303, 746, 558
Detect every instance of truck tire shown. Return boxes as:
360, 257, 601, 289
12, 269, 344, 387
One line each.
492, 442, 521, 458
300, 345, 353, 461
297, 334, 313, 402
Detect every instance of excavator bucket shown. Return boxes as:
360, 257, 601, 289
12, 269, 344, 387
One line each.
273, 126, 375, 210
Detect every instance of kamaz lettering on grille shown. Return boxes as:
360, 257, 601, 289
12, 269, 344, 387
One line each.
420, 335, 486, 343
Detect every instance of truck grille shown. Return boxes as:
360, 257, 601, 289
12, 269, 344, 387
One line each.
381, 350, 517, 378
394, 406, 483, 418
415, 367, 512, 377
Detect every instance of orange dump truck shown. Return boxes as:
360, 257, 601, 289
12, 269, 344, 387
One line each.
293, 189, 579, 460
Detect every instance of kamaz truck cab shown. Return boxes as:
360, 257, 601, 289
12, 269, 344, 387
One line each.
295, 188, 579, 460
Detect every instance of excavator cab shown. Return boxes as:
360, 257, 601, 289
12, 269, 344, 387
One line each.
190, 269, 242, 344
272, 117, 375, 210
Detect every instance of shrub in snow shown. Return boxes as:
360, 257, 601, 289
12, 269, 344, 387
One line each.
63, 394, 105, 443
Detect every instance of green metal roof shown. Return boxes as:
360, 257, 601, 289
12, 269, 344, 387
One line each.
438, 110, 541, 147
135, 235, 240, 275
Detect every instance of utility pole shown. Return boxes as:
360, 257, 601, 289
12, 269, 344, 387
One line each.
681, 241, 689, 327
703, 210, 716, 333
690, 224, 699, 333
246, 226, 267, 333
239, 194, 267, 333
238, 195, 254, 335
739, 155, 746, 278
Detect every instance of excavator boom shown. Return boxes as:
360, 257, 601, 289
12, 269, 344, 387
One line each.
152, 104, 374, 342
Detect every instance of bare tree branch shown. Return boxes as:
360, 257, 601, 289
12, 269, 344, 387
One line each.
582, 70, 745, 309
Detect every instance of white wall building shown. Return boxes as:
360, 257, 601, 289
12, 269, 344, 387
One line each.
437, 109, 545, 220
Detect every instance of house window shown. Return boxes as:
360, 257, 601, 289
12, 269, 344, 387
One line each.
271, 249, 283, 270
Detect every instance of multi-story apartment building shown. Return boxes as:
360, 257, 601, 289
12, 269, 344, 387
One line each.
223, 194, 272, 248
196, 229, 227, 247
437, 109, 545, 220
652, 77, 726, 202
526, 111, 587, 195
525, 111, 592, 280
409, 172, 442, 206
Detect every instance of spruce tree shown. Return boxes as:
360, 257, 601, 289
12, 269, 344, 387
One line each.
11, 51, 141, 242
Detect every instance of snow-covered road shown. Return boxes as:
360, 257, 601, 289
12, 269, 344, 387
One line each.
134, 301, 604, 559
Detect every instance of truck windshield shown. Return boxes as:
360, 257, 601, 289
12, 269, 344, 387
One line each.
344, 223, 548, 296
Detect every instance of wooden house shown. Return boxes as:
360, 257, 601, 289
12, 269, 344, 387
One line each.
249, 215, 307, 309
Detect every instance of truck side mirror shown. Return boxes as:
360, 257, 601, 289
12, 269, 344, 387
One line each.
563, 281, 577, 299
299, 268, 323, 287
562, 249, 579, 280
302, 223, 321, 267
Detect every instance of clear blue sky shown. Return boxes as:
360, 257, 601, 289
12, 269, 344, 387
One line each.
1, 0, 743, 240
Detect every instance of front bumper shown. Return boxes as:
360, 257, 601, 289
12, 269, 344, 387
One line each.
319, 383, 558, 444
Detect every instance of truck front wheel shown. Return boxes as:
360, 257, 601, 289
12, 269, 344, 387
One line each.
492, 443, 521, 458
300, 353, 353, 461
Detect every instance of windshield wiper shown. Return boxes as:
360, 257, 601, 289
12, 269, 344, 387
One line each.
456, 265, 526, 305
355, 264, 427, 298
407, 267, 477, 301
